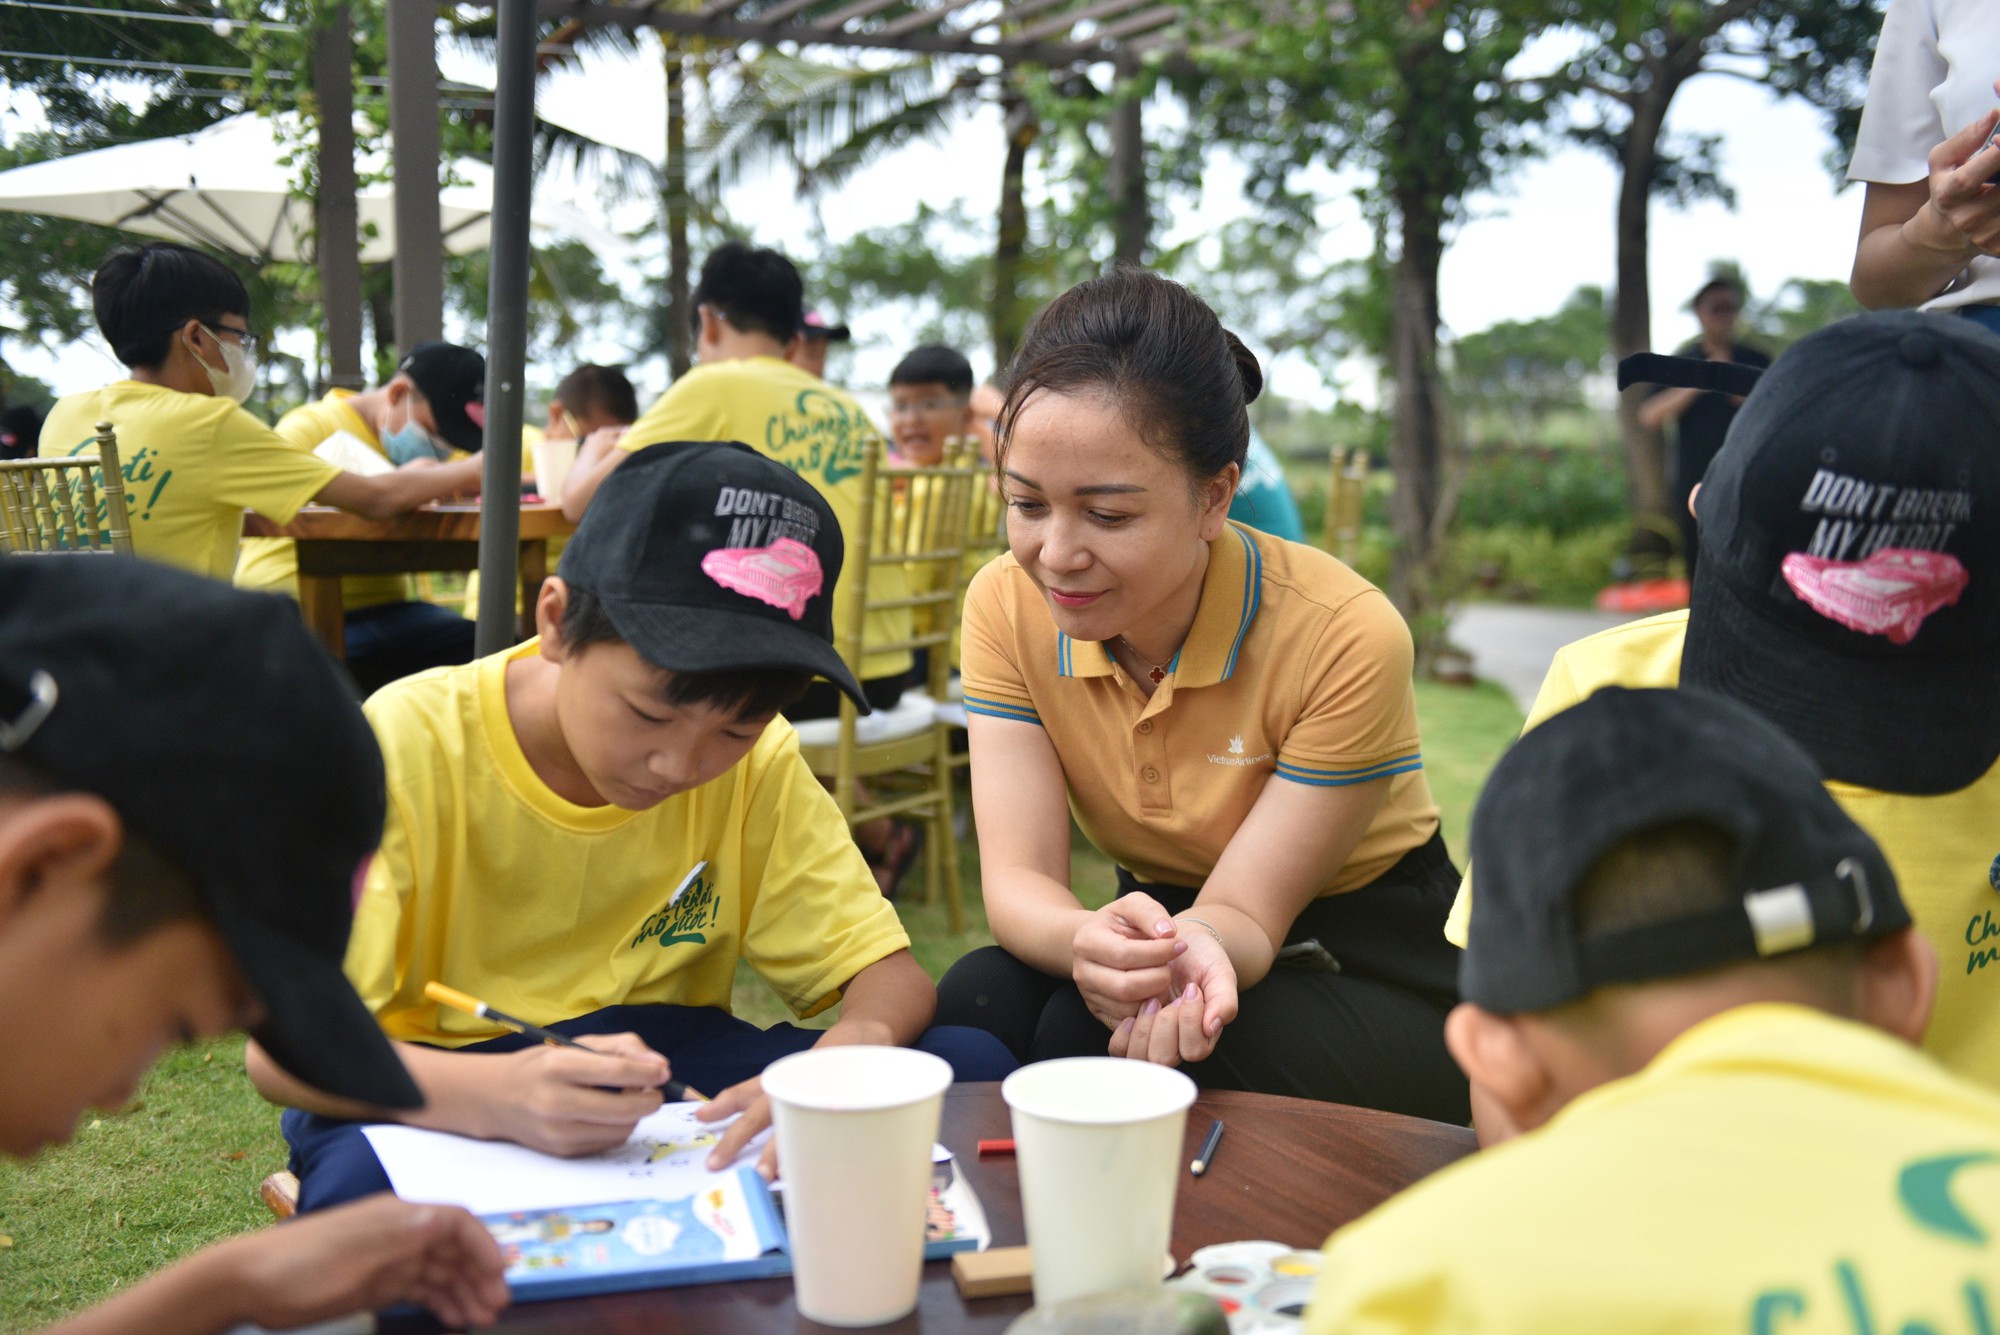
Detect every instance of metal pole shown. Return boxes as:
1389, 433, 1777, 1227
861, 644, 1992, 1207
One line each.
313, 7, 365, 390
474, 0, 537, 655
386, 0, 444, 350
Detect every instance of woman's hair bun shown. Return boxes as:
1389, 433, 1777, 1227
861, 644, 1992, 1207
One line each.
1224, 329, 1263, 406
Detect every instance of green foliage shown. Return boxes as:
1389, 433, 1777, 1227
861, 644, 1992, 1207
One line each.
1455, 445, 1630, 535
796, 204, 997, 361
1178, 1, 1556, 234
1257, 398, 1391, 468
1549, 2, 1881, 203
444, 239, 638, 366
1449, 522, 1631, 605
1450, 285, 1612, 442
1745, 276, 1865, 352
1170, 216, 1392, 375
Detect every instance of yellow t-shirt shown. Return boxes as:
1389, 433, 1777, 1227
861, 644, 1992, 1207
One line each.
1444, 610, 2000, 1090
234, 389, 411, 610
1308, 1004, 2000, 1335
39, 382, 337, 581
347, 639, 912, 1046
961, 522, 1438, 892
622, 358, 913, 683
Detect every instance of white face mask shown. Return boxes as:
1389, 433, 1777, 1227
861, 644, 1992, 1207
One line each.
189, 323, 257, 403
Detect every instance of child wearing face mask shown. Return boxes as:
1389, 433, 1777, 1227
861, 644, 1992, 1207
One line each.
39, 243, 484, 611
235, 342, 489, 694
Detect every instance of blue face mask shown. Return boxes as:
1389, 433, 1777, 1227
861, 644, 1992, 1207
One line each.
382, 414, 448, 466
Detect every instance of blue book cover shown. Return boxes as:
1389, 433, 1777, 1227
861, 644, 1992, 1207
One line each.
487, 1158, 984, 1302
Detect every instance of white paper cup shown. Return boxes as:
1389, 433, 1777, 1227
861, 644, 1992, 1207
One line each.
528, 434, 578, 505
763, 1046, 953, 1326
1002, 1057, 1197, 1307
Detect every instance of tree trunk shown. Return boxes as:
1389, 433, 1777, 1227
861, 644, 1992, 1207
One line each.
991, 81, 1037, 375
312, 7, 364, 392
1383, 29, 1456, 661
1607, 0, 1752, 574
1612, 74, 1675, 571
1388, 184, 1447, 638
363, 263, 396, 378
665, 49, 692, 381
1107, 56, 1147, 268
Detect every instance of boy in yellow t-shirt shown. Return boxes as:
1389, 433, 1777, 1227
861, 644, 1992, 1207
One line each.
246, 441, 1012, 1211
0, 557, 508, 1332
1309, 688, 2000, 1335
235, 341, 488, 695
39, 242, 482, 584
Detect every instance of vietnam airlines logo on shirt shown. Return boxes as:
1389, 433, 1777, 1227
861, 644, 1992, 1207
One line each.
1207, 732, 1271, 767
631, 870, 721, 949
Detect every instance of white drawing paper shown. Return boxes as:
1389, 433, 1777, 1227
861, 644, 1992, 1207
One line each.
361, 1102, 769, 1216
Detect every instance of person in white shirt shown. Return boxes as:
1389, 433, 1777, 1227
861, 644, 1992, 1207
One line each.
1849, 0, 2000, 327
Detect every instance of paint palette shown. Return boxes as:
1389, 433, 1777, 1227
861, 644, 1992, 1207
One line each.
1166, 1241, 1325, 1333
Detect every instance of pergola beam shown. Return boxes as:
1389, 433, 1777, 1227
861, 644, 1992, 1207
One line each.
1091, 4, 1180, 43
514, 0, 1116, 64
985, 0, 1086, 31
875, 0, 985, 38
1012, 0, 1156, 45
812, 0, 913, 33
737, 0, 828, 31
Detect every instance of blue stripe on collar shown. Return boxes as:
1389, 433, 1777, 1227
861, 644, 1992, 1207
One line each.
1222, 526, 1261, 681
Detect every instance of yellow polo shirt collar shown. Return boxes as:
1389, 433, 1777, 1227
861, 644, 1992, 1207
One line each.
1055, 523, 1262, 685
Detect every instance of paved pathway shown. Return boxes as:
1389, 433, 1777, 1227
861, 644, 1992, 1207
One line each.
1448, 603, 1641, 714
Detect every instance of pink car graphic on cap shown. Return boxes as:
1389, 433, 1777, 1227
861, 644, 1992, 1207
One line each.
1779, 547, 1969, 645
700, 537, 825, 621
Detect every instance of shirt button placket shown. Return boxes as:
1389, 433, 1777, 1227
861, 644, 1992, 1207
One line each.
1136, 715, 1170, 812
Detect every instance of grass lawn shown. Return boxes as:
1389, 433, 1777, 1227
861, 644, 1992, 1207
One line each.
0, 679, 1521, 1329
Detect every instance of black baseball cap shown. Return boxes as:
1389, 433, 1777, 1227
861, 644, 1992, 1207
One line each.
557, 441, 867, 709
1682, 311, 2000, 795
801, 309, 852, 342
1462, 687, 1907, 1014
397, 341, 487, 454
0, 557, 420, 1109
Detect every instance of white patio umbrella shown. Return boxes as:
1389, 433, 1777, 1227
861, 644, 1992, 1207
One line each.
0, 113, 622, 263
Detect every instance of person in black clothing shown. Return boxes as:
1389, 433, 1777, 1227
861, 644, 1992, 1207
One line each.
1639, 276, 1771, 577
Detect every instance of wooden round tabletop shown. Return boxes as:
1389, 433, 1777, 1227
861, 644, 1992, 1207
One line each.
382, 1082, 1475, 1334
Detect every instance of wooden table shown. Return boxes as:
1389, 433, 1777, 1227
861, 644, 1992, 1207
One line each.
383, 1084, 1475, 1334
242, 503, 574, 658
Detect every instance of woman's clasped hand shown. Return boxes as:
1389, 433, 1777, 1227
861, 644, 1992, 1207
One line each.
1073, 891, 1240, 1065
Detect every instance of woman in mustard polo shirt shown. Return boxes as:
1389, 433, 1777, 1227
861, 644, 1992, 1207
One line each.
936, 271, 1466, 1121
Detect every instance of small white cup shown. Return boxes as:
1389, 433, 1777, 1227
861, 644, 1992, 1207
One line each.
528, 434, 578, 505
762, 1046, 953, 1327
1001, 1057, 1197, 1307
